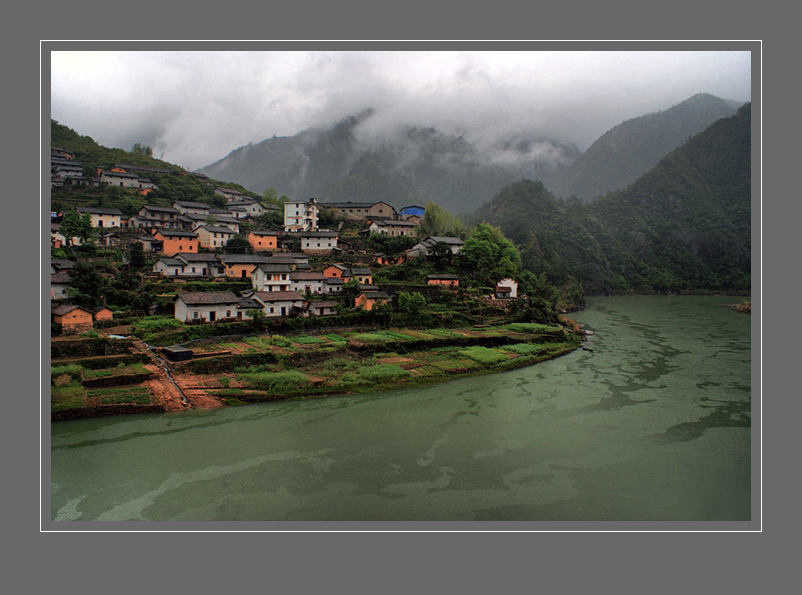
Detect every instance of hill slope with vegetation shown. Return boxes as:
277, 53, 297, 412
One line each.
547, 93, 743, 201
468, 103, 752, 295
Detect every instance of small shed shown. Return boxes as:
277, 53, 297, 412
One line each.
161, 346, 194, 362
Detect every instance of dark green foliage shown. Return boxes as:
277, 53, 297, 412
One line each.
467, 105, 751, 296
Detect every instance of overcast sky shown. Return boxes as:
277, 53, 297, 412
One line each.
50, 49, 752, 171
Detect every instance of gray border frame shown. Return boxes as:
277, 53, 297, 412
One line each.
41, 40, 760, 534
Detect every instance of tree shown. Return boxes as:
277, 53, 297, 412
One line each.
460, 224, 521, 287
225, 234, 252, 254
78, 212, 96, 244
397, 291, 426, 314
131, 142, 153, 157
68, 261, 106, 309
59, 210, 82, 246
129, 242, 147, 270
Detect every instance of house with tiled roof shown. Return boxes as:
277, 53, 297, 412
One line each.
355, 291, 390, 312
247, 230, 280, 252
427, 274, 460, 288
251, 264, 292, 292
76, 207, 123, 229
308, 300, 339, 316
174, 291, 252, 323
50, 272, 72, 300
216, 254, 272, 278
366, 219, 419, 236
299, 230, 338, 254
320, 201, 397, 220
152, 229, 199, 256
342, 267, 373, 286
214, 187, 247, 201
194, 225, 236, 250
289, 271, 328, 295
226, 198, 266, 218
52, 304, 94, 333
172, 200, 212, 216
406, 236, 464, 258
249, 291, 308, 318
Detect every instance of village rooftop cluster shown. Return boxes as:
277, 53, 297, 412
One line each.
50, 150, 521, 333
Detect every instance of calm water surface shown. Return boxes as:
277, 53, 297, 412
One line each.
50, 296, 752, 522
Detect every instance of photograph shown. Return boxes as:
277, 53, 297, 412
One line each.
44, 44, 756, 527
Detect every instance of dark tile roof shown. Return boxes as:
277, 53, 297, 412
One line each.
359, 291, 390, 299
256, 264, 292, 273
52, 304, 92, 316
252, 291, 306, 302
76, 207, 123, 215
155, 230, 198, 238
174, 253, 222, 263
177, 291, 239, 305
173, 200, 211, 209
427, 274, 460, 279
51, 272, 72, 284
197, 225, 235, 234
300, 230, 339, 238
249, 230, 280, 236
290, 271, 327, 280
217, 254, 271, 264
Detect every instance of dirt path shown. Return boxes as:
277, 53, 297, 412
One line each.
123, 334, 225, 411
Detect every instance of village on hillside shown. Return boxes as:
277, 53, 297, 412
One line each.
50, 145, 580, 419
51, 149, 529, 332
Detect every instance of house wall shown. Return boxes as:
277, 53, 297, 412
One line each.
225, 263, 257, 278
55, 309, 93, 333
196, 228, 233, 249
428, 279, 459, 287
174, 301, 242, 322
301, 236, 337, 253
156, 234, 198, 256
248, 233, 278, 251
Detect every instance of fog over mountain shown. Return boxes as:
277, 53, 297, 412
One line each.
51, 51, 751, 174
198, 93, 743, 213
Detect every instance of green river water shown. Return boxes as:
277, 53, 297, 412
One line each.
49, 296, 753, 524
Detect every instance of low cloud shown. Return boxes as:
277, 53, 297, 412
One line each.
50, 49, 751, 171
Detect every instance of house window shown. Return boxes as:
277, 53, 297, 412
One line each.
193, 311, 198, 319
226, 311, 231, 318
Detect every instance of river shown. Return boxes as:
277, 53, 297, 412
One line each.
49, 296, 753, 524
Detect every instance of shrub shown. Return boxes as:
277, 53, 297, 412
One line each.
131, 316, 184, 336
237, 370, 310, 393
459, 346, 509, 366
50, 364, 84, 378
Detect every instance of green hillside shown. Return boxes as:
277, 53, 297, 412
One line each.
469, 104, 752, 295
50, 120, 259, 213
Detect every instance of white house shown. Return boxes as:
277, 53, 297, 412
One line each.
75, 207, 123, 229
251, 264, 292, 292
174, 292, 251, 323
250, 291, 308, 318
299, 230, 338, 254
194, 225, 236, 250
284, 199, 319, 232
495, 278, 519, 299
289, 271, 328, 295
406, 236, 464, 258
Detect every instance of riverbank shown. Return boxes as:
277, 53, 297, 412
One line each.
51, 322, 583, 420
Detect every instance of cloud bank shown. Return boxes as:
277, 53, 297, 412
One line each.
50, 49, 752, 171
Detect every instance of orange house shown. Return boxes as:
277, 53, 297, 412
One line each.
427, 274, 460, 288
153, 230, 199, 256
355, 291, 390, 312
322, 264, 348, 279
93, 306, 114, 322
52, 304, 94, 334
248, 231, 279, 252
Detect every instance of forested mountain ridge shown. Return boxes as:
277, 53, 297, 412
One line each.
546, 93, 743, 201
197, 110, 578, 213
469, 103, 752, 295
